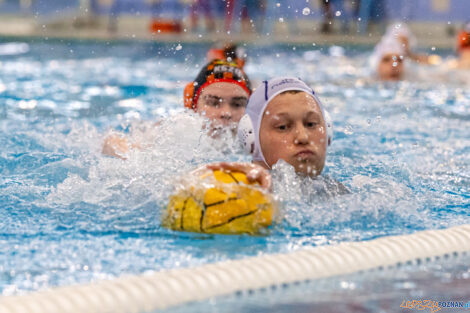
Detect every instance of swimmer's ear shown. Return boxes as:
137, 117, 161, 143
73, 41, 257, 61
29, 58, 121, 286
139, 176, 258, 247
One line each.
184, 82, 195, 110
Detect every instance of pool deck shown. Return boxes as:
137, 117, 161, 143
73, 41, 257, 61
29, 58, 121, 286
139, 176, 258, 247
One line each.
0, 14, 458, 49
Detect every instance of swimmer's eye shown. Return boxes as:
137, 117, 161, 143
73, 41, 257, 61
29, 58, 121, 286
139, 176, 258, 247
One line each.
382, 56, 391, 63
205, 98, 221, 107
276, 124, 289, 131
305, 121, 318, 128
230, 99, 248, 109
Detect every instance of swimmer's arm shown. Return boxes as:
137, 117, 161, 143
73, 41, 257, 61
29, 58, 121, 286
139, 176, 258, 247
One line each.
205, 162, 272, 191
408, 53, 430, 64
407, 53, 442, 65
400, 35, 441, 65
101, 132, 141, 160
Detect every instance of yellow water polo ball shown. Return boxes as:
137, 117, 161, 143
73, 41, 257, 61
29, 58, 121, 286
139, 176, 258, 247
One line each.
162, 169, 277, 235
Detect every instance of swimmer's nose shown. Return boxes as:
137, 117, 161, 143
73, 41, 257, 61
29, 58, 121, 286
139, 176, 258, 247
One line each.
219, 107, 232, 120
294, 126, 309, 145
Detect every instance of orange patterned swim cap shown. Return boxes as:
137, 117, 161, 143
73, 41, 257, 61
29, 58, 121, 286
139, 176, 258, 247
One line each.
184, 59, 251, 111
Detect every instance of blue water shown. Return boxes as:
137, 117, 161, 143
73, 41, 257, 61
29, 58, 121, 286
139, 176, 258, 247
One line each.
0, 39, 469, 309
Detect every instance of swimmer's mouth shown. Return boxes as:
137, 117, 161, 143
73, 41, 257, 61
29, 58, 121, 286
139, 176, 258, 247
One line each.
212, 122, 237, 131
208, 123, 237, 137
295, 150, 315, 159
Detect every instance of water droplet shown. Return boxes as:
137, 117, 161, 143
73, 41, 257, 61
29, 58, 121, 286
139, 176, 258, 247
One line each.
276, 3, 281, 7
279, 17, 284, 23
302, 7, 310, 15
175, 44, 182, 51
335, 10, 341, 17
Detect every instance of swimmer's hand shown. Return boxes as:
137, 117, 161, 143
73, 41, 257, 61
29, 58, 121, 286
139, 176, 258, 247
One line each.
206, 162, 272, 191
102, 133, 140, 160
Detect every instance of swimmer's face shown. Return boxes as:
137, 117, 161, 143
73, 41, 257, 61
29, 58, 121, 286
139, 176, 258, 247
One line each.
378, 53, 404, 81
196, 82, 249, 133
257, 91, 327, 176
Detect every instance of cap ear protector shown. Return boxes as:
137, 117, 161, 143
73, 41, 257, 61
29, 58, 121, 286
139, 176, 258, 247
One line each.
184, 82, 196, 110
238, 98, 333, 154
238, 114, 256, 153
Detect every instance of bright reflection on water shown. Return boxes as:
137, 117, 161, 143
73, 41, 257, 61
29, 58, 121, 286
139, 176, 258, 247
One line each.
0, 40, 469, 303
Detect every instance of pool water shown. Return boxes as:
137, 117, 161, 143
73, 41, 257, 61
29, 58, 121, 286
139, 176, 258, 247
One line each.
0, 39, 469, 310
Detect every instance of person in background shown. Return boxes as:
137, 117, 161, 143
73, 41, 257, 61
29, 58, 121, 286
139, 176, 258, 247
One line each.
384, 23, 441, 65
102, 60, 252, 158
183, 59, 252, 136
370, 37, 406, 81
188, 0, 215, 32
225, 0, 263, 34
320, 0, 334, 34
206, 42, 247, 69
260, 0, 299, 36
455, 22, 470, 69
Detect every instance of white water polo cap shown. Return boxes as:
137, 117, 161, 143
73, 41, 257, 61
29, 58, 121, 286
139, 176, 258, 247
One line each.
238, 77, 333, 166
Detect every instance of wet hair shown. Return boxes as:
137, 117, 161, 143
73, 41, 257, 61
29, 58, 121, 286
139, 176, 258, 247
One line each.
279, 90, 303, 95
276, 90, 321, 108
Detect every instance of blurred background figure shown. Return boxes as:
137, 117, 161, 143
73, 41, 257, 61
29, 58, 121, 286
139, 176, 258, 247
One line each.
370, 36, 406, 81
319, 0, 360, 34
455, 22, 470, 69
107, 0, 120, 33
206, 42, 247, 69
383, 22, 442, 65
188, 0, 215, 32
357, 0, 386, 34
148, 0, 184, 34
260, 0, 299, 36
320, 0, 334, 33
225, 0, 263, 34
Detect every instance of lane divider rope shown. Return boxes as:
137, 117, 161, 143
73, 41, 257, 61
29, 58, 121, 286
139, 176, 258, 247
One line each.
1, 224, 469, 313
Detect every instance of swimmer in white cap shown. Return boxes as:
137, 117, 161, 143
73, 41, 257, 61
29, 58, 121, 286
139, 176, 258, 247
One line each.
385, 23, 441, 65
207, 77, 337, 190
370, 23, 442, 81
370, 36, 407, 81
